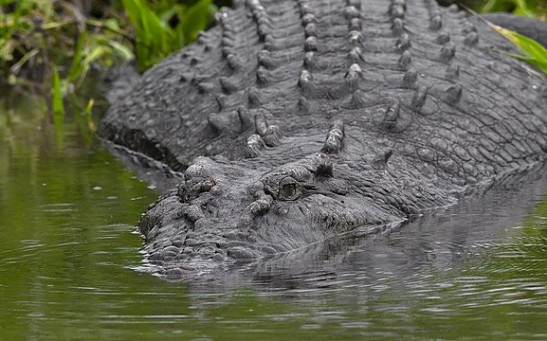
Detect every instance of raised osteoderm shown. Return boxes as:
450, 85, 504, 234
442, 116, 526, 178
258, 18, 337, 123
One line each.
100, 0, 547, 278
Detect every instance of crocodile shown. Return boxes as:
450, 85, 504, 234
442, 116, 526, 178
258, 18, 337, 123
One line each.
100, 0, 547, 279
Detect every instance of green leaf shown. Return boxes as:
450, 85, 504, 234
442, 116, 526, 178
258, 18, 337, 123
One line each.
503, 51, 547, 74
85, 98, 97, 133
104, 18, 122, 32
68, 31, 88, 82
52, 66, 65, 119
108, 40, 135, 62
481, 0, 513, 14
82, 45, 107, 66
514, 0, 536, 18
0, 38, 16, 62
178, 0, 213, 45
488, 23, 547, 73
9, 48, 38, 74
481, 0, 544, 19
51, 65, 65, 148
122, 0, 177, 72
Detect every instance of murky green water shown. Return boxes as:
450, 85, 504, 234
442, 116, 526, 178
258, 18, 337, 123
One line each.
1, 93, 546, 340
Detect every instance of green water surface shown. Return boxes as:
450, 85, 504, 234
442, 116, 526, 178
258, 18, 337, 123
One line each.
1, 93, 546, 340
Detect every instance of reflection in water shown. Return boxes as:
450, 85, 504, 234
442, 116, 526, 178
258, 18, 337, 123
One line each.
1, 93, 547, 340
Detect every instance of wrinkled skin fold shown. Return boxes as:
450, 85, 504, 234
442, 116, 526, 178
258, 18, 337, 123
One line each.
100, 0, 547, 279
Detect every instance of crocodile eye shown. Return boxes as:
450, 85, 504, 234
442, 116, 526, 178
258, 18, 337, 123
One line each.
278, 177, 299, 201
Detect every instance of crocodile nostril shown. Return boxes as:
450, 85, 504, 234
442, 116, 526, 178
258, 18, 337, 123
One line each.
177, 178, 216, 202
250, 196, 272, 217
200, 180, 216, 192
177, 182, 188, 201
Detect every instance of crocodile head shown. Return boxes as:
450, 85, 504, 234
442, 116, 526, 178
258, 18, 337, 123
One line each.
138, 123, 443, 280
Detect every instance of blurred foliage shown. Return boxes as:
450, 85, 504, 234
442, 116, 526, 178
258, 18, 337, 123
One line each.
441, 0, 546, 19
480, 0, 546, 20
0, 0, 133, 89
455, 1, 547, 74
479, 0, 547, 74
488, 22, 547, 73
122, 0, 216, 72
0, 0, 223, 135
0, 0, 220, 86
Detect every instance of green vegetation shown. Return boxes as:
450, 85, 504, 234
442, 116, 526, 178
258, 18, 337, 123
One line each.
480, 0, 546, 20
488, 22, 547, 73
0, 0, 218, 85
478, 0, 547, 71
1, 0, 220, 139
459, 3, 547, 75
51, 65, 65, 146
123, 0, 215, 72
0, 0, 132, 88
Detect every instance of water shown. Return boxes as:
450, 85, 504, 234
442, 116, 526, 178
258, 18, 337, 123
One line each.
1, 93, 546, 340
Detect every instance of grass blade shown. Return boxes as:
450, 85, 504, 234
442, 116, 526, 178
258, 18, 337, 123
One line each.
84, 98, 96, 134
51, 65, 65, 148
178, 0, 213, 44
68, 31, 87, 82
461, 4, 547, 74
488, 22, 547, 73
122, 0, 176, 72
